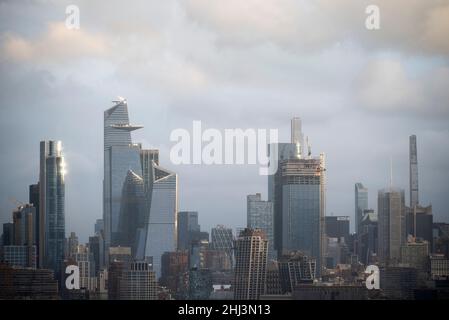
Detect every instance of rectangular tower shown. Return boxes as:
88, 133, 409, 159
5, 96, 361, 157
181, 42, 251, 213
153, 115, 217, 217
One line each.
409, 135, 419, 208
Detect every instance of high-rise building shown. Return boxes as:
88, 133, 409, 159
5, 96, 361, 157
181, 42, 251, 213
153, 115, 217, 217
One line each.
406, 205, 433, 247
378, 188, 406, 265
103, 98, 143, 254
74, 246, 97, 291
400, 240, 429, 272
234, 228, 268, 300
117, 170, 147, 256
94, 219, 104, 235
247, 193, 275, 260
119, 261, 157, 300
177, 211, 200, 250
29, 183, 40, 263
67, 232, 79, 259
160, 251, 189, 294
142, 164, 178, 279
39, 140, 65, 276
355, 183, 368, 234
409, 135, 419, 208
269, 119, 325, 274
325, 216, 350, 244
278, 251, 316, 293
188, 268, 213, 300
358, 209, 378, 265
2, 223, 13, 246
210, 225, 234, 267
89, 233, 104, 276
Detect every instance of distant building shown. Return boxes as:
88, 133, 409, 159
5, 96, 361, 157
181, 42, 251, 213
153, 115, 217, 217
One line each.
278, 251, 316, 293
119, 261, 157, 300
67, 232, 79, 259
74, 247, 97, 291
357, 209, 378, 265
177, 211, 200, 250
188, 268, 213, 300
2, 245, 36, 269
265, 261, 282, 295
406, 205, 433, 247
325, 216, 350, 244
160, 251, 189, 294
234, 228, 268, 300
380, 266, 418, 300
0, 263, 58, 299
355, 183, 368, 235
378, 188, 406, 265
210, 225, 234, 267
293, 284, 368, 300
430, 254, 449, 280
400, 240, 429, 272
247, 193, 276, 260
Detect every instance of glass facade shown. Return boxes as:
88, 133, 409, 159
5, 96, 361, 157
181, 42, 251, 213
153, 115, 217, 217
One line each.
39, 140, 65, 276
355, 183, 368, 234
247, 194, 275, 260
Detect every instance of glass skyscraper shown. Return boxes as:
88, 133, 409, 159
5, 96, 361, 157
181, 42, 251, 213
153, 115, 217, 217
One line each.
103, 98, 143, 253
268, 119, 325, 274
39, 140, 65, 276
355, 183, 368, 234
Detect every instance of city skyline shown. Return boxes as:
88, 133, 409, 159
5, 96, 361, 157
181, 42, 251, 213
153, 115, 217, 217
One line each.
1, 1, 448, 245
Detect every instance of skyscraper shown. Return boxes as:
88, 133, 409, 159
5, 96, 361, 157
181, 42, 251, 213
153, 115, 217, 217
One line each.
119, 261, 158, 300
269, 119, 325, 274
210, 225, 234, 267
177, 211, 200, 250
355, 183, 368, 234
409, 135, 419, 208
142, 164, 178, 279
103, 98, 143, 253
247, 193, 275, 260
29, 183, 40, 263
234, 228, 268, 300
378, 188, 406, 265
39, 140, 65, 275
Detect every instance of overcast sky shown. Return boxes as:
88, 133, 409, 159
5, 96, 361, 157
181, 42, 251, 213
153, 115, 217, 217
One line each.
1, 0, 448, 242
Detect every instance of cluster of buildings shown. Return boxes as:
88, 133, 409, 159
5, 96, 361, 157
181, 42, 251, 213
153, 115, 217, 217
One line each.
1, 100, 448, 300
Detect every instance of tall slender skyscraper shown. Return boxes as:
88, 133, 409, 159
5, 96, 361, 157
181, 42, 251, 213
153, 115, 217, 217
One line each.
103, 98, 143, 253
409, 135, 419, 208
39, 140, 65, 275
355, 183, 368, 234
177, 211, 200, 250
378, 188, 406, 265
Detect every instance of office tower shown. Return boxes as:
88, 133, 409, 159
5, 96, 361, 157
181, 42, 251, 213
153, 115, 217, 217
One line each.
119, 261, 157, 300
12, 204, 36, 246
278, 251, 316, 293
265, 261, 282, 295
325, 216, 350, 244
409, 135, 419, 208
2, 223, 13, 246
189, 239, 209, 269
400, 240, 429, 272
247, 193, 275, 260
358, 209, 378, 265
234, 228, 268, 300
107, 246, 132, 300
269, 119, 325, 273
94, 219, 104, 234
140, 149, 159, 193
0, 263, 58, 299
160, 251, 189, 294
355, 183, 368, 234
39, 140, 65, 275
293, 284, 368, 300
210, 225, 234, 267
429, 254, 449, 280
378, 188, 406, 265
117, 170, 147, 255
2, 204, 38, 268
29, 183, 40, 262
188, 268, 213, 300
406, 205, 433, 246
89, 234, 104, 276
380, 266, 418, 300
74, 247, 97, 291
433, 223, 449, 257
103, 98, 143, 253
143, 164, 178, 279
177, 211, 200, 250
67, 232, 78, 259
